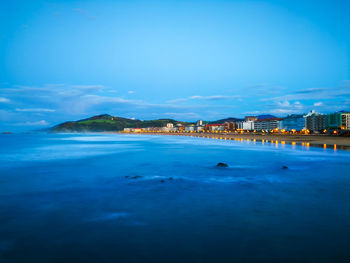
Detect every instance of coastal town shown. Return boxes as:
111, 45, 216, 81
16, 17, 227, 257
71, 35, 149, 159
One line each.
122, 110, 350, 150
123, 110, 350, 135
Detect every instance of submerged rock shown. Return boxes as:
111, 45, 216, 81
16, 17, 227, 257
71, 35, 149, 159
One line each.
281, 166, 288, 170
169, 177, 173, 180
217, 162, 228, 168
131, 175, 142, 179
160, 179, 165, 183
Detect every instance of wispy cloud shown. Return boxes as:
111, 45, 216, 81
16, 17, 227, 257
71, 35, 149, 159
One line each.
263, 84, 350, 101
167, 95, 240, 103
0, 97, 10, 103
14, 120, 50, 126
153, 112, 201, 119
15, 108, 56, 112
313, 102, 324, 107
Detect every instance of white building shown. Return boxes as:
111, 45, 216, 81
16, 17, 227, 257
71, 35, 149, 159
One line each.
237, 121, 254, 130
185, 125, 195, 132
196, 120, 203, 126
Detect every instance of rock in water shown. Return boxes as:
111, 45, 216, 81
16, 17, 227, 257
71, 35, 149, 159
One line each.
217, 162, 228, 168
281, 165, 288, 169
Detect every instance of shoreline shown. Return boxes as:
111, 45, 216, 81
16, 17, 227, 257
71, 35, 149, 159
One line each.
120, 132, 350, 151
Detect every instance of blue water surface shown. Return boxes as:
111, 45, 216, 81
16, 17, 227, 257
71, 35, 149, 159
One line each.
0, 133, 350, 263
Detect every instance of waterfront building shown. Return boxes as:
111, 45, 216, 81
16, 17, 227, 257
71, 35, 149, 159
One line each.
205, 124, 224, 132
327, 112, 350, 130
196, 126, 204, 132
185, 125, 195, 132
224, 122, 237, 131
254, 118, 283, 131
304, 110, 326, 131
196, 120, 203, 126
342, 112, 350, 130
245, 116, 258, 122
166, 123, 174, 128
237, 121, 254, 130
279, 114, 305, 131
243, 121, 254, 130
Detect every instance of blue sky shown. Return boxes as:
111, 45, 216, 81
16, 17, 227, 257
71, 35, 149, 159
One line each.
0, 0, 349, 131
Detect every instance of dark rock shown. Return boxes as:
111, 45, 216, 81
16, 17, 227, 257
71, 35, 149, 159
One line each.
131, 176, 142, 179
124, 175, 130, 178
281, 166, 288, 170
217, 162, 228, 168
169, 177, 173, 180
160, 179, 165, 183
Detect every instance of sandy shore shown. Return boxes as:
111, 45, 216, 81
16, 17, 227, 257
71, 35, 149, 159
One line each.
121, 132, 350, 150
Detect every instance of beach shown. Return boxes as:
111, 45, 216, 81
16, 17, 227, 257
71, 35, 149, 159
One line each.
121, 132, 350, 150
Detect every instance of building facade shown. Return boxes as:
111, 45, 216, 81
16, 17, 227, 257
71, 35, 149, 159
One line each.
254, 118, 283, 131
245, 116, 258, 122
237, 121, 254, 130
342, 113, 350, 130
279, 114, 305, 131
327, 112, 350, 130
304, 110, 326, 131
224, 122, 237, 131
196, 120, 203, 126
205, 124, 224, 132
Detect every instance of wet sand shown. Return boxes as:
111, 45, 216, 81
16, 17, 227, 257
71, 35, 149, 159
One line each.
121, 132, 350, 150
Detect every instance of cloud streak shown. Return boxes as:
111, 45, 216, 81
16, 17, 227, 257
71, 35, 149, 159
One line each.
167, 95, 241, 103
15, 108, 56, 112
0, 97, 10, 103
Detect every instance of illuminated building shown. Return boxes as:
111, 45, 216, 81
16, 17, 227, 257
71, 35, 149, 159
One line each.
304, 110, 326, 131
253, 118, 283, 131
279, 114, 304, 131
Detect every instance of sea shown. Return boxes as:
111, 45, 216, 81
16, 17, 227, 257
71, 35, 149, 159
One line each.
0, 133, 349, 263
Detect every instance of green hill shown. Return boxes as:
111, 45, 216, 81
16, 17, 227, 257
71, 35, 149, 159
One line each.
50, 114, 193, 132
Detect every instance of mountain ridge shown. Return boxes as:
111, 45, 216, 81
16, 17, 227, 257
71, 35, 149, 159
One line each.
50, 114, 194, 132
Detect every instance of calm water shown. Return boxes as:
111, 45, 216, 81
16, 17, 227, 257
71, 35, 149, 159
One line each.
0, 133, 350, 263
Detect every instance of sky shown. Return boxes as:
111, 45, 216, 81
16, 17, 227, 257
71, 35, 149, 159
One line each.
0, 0, 349, 131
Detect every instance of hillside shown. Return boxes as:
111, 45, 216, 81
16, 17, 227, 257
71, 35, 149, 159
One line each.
209, 117, 244, 124
50, 114, 193, 132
